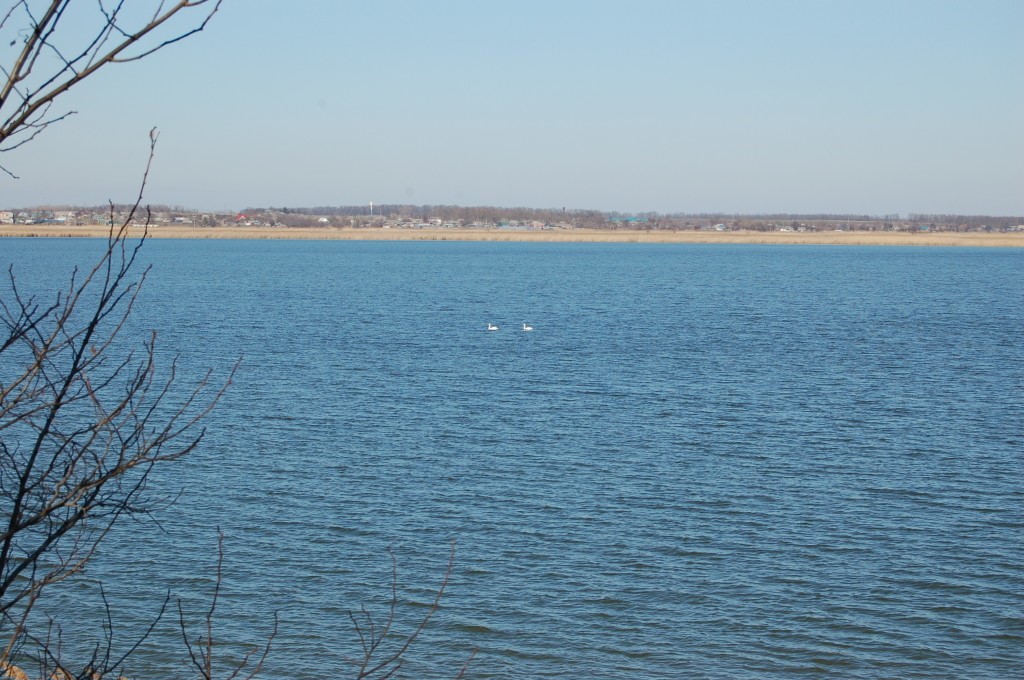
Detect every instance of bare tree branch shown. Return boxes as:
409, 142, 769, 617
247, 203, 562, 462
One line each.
178, 531, 278, 680
0, 130, 231, 672
0, 0, 222, 173
346, 541, 464, 680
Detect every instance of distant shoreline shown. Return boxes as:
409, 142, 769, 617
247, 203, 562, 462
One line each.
2, 225, 1022, 247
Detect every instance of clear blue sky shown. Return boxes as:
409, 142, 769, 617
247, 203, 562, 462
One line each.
4, 0, 1022, 215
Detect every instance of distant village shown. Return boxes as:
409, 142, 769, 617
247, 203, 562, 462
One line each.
3, 206, 1023, 233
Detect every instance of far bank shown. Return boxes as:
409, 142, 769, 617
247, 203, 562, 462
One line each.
2, 225, 1023, 247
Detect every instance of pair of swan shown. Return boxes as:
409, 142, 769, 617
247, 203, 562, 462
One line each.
487, 323, 533, 331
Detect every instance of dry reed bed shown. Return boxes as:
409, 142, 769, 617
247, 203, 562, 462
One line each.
2, 225, 1022, 247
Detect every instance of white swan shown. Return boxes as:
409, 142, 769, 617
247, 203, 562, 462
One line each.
522, 323, 533, 331
487, 323, 499, 331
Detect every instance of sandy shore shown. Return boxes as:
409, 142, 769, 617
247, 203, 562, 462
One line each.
2, 225, 1022, 247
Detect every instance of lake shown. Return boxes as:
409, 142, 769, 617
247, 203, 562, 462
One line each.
2, 238, 1022, 679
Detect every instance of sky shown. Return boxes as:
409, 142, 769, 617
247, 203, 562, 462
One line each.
1, 0, 1022, 215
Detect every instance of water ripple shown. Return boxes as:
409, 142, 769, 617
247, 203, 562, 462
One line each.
5, 240, 1022, 679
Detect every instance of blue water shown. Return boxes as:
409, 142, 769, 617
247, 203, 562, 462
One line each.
2, 239, 1022, 679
